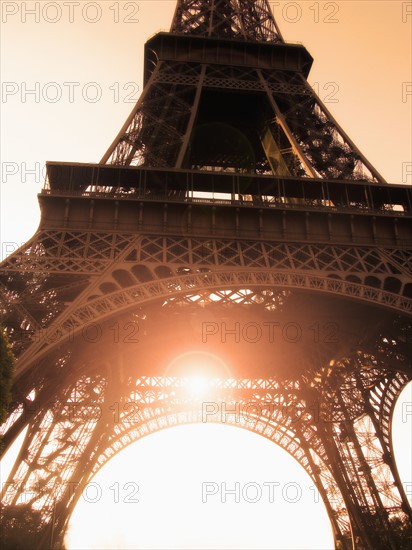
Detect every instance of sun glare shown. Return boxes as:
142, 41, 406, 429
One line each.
164, 350, 231, 399
185, 375, 211, 398
165, 351, 231, 379
65, 424, 335, 550
2, 387, 411, 549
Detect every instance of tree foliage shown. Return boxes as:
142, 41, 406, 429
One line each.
388, 516, 412, 550
0, 328, 15, 424
0, 504, 45, 550
0, 503, 68, 550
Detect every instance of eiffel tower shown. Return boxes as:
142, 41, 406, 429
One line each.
1, 1, 411, 548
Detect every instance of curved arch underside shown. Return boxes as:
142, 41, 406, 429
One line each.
11, 267, 412, 379
1, 226, 410, 385
1, 235, 411, 549
1, 343, 411, 550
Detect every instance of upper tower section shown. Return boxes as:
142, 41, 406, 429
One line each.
96, 0, 384, 183
170, 0, 284, 42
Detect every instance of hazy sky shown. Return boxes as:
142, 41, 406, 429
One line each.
1, 2, 411, 548
66, 424, 335, 549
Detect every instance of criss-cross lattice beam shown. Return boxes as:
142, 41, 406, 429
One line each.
1, 225, 411, 375
101, 58, 385, 182
2, 358, 410, 549
170, 0, 283, 42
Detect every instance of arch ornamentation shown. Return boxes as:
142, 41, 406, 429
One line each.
14, 268, 412, 378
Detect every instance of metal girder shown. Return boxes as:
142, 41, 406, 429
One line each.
170, 0, 283, 42
1, 357, 410, 549
102, 53, 383, 181
1, 219, 411, 373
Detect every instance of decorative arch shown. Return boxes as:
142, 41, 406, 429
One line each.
15, 268, 412, 378
2, 315, 410, 550
62, 395, 348, 548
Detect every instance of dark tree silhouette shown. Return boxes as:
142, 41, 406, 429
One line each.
0, 328, 14, 424
0, 504, 45, 550
388, 516, 412, 550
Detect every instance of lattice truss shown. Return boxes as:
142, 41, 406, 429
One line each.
104, 58, 384, 183
0, 230, 411, 546
1, 350, 410, 548
170, 0, 282, 41
2, 232, 410, 550
100, 0, 384, 183
1, 231, 411, 367
0, 231, 137, 357
1, 228, 411, 547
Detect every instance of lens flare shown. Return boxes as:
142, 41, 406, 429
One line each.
165, 351, 231, 398
185, 374, 211, 397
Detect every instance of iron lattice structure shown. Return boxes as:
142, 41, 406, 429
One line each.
1, 1, 411, 548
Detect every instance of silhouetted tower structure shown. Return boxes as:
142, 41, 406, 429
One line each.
1, 2, 411, 548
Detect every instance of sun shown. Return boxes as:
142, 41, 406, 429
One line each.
185, 374, 211, 397
164, 350, 231, 396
